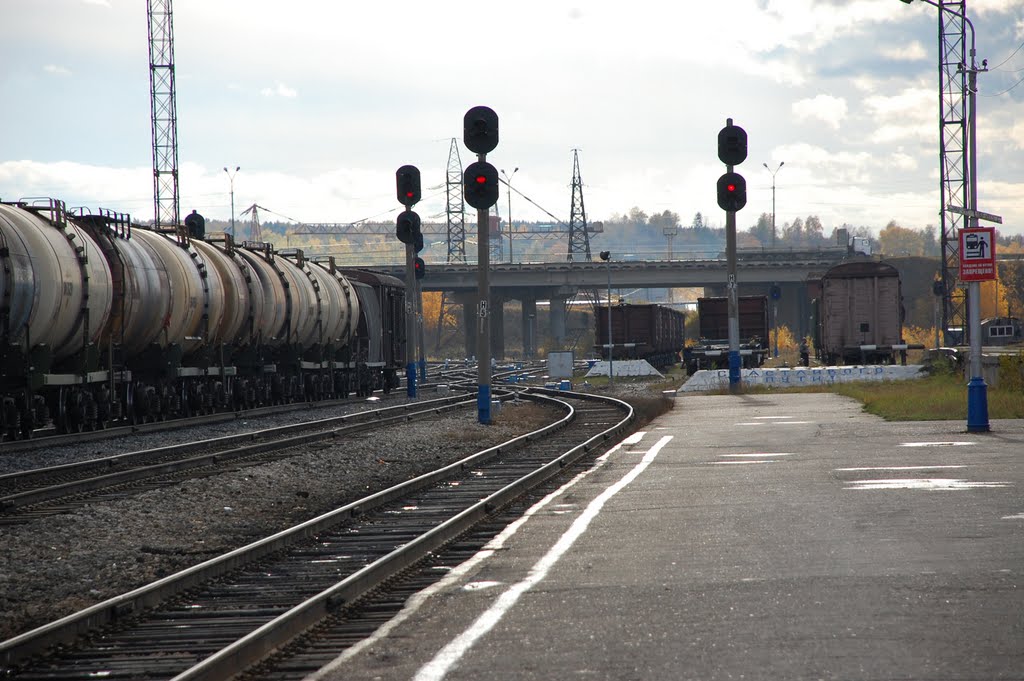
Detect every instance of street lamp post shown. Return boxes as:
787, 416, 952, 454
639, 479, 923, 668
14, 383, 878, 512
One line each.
501, 167, 518, 263
900, 0, 988, 432
763, 161, 784, 248
223, 166, 240, 238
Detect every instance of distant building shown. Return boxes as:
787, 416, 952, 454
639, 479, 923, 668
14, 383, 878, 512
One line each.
981, 317, 1022, 346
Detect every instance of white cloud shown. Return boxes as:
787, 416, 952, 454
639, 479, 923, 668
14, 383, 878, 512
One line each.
881, 42, 928, 61
792, 95, 848, 130
43, 64, 72, 77
260, 82, 297, 99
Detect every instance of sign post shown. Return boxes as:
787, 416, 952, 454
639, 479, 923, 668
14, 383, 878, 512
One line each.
959, 225, 997, 433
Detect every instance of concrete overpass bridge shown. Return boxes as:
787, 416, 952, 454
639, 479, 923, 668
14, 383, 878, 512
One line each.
367, 248, 855, 359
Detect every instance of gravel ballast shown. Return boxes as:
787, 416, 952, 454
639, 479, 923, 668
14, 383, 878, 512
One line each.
0, 399, 561, 640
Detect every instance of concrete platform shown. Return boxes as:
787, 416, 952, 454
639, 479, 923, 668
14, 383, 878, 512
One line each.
310, 393, 1024, 681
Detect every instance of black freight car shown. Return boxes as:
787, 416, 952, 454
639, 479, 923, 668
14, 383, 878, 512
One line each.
683, 296, 769, 373
594, 303, 686, 368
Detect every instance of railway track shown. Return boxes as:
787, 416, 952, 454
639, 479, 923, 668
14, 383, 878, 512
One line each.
0, 388, 633, 680
0, 392, 479, 524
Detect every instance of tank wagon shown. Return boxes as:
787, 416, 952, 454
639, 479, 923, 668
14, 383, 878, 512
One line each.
0, 198, 404, 439
683, 296, 769, 373
594, 303, 686, 368
810, 259, 919, 365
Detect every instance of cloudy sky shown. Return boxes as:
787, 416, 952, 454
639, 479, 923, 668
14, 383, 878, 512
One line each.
2, 0, 1023, 238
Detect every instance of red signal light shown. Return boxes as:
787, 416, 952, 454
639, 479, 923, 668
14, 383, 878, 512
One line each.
726, 183, 737, 192
475, 175, 487, 184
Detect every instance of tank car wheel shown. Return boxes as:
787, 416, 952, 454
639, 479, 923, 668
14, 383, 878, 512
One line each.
126, 384, 138, 425
55, 387, 69, 434
61, 389, 84, 434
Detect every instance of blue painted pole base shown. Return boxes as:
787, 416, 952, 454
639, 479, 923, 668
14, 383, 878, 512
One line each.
967, 376, 990, 433
728, 351, 742, 393
477, 384, 491, 425
406, 362, 417, 398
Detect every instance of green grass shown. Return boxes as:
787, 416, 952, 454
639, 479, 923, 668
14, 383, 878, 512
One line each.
830, 371, 1024, 421
697, 364, 1024, 421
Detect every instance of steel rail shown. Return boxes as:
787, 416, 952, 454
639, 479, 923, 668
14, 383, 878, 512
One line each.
177, 389, 633, 681
0, 389, 631, 677
0, 393, 477, 517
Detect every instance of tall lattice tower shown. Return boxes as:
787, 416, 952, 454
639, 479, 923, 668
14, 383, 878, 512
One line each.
435, 139, 467, 354
147, 0, 180, 230
936, 1, 969, 344
566, 149, 592, 262
444, 138, 467, 264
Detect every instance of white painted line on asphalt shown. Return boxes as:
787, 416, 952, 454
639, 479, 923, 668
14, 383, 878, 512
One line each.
845, 478, 1011, 491
723, 453, 794, 457
413, 434, 673, 681
752, 416, 794, 419
462, 581, 502, 591
836, 465, 966, 472
899, 441, 975, 447
305, 431, 651, 681
707, 460, 776, 465
736, 420, 811, 426
1001, 513, 1024, 520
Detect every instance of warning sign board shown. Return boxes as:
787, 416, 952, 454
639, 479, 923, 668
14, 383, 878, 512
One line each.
959, 227, 996, 282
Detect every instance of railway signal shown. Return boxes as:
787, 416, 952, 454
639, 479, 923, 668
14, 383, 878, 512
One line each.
396, 165, 421, 207
414, 256, 425, 280
718, 122, 748, 166
716, 172, 747, 212
716, 117, 748, 395
395, 210, 421, 245
396, 163, 424, 398
463, 106, 499, 155
461, 106, 500, 426
464, 161, 499, 210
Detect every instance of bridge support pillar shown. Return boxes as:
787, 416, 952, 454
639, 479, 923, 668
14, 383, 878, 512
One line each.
550, 296, 568, 348
461, 299, 476, 360
521, 297, 537, 359
490, 297, 506, 360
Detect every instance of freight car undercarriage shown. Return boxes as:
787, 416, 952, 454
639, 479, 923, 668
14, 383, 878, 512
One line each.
683, 342, 768, 375
0, 344, 396, 440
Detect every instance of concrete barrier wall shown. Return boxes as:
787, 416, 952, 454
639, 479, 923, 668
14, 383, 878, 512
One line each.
682, 365, 925, 392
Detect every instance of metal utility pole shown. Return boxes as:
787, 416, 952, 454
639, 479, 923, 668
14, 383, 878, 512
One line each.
926, 0, 971, 345
567, 149, 592, 262
901, 0, 989, 431
147, 0, 180, 229
763, 161, 784, 248
445, 138, 467, 264
224, 166, 240, 237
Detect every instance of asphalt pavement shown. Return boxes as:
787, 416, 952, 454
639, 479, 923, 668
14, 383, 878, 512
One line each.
312, 392, 1024, 681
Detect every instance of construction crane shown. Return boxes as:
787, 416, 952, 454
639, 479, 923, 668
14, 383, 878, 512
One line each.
147, 0, 180, 229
